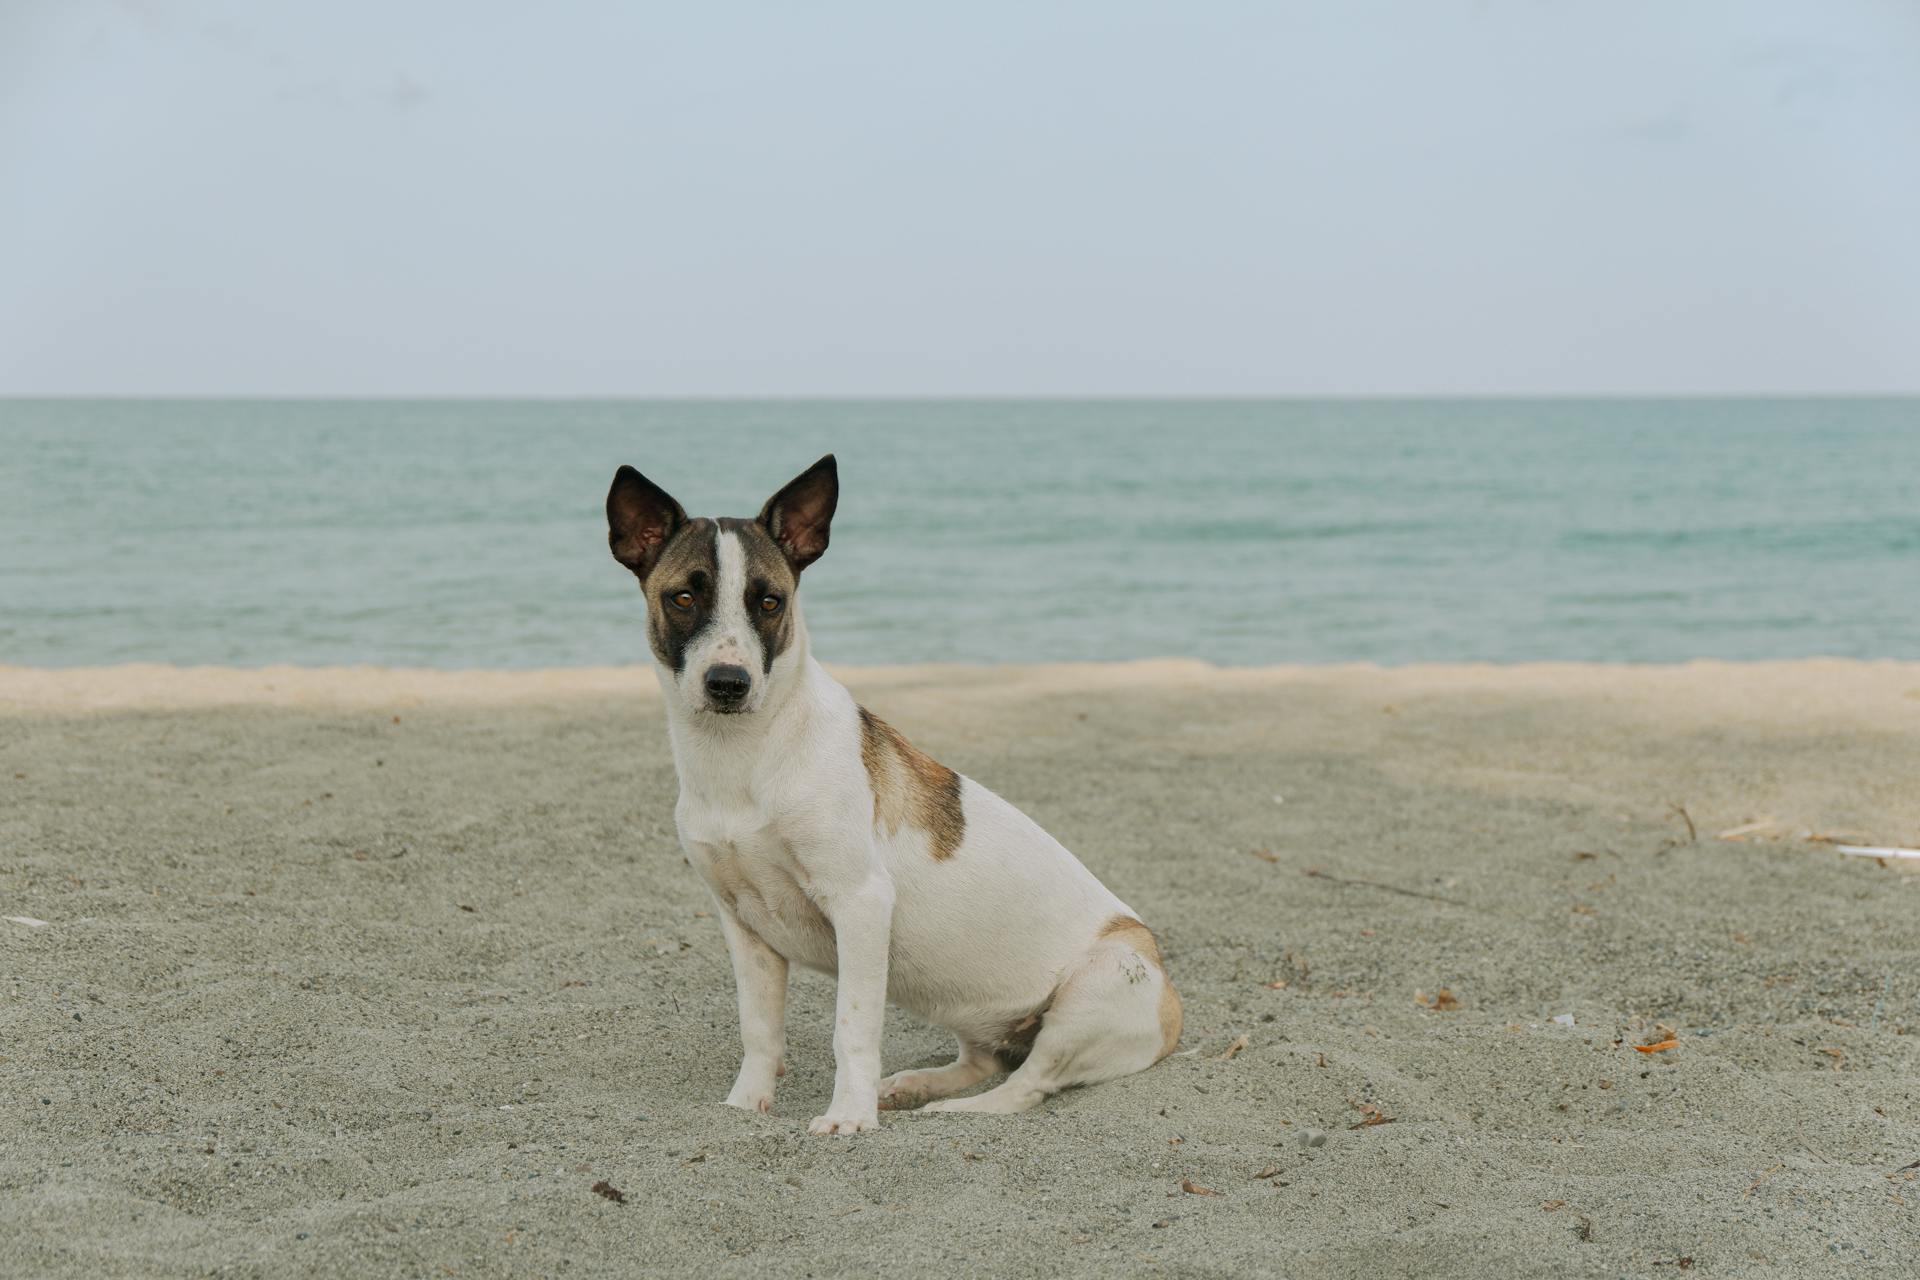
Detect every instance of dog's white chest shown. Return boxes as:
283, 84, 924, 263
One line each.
681, 812, 839, 974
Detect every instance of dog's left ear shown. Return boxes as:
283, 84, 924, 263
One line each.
757, 454, 838, 572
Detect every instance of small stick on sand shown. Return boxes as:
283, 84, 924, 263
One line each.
1303, 868, 1470, 908
1835, 845, 1920, 860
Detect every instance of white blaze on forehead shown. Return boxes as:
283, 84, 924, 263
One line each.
695, 527, 758, 671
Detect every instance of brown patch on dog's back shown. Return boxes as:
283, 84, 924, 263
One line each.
1100, 914, 1183, 1059
858, 706, 965, 860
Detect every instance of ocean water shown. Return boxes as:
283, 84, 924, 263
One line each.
1, 398, 1915, 668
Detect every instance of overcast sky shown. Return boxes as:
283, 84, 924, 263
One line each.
2, 1, 1916, 396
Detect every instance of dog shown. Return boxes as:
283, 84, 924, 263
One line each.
605, 455, 1180, 1133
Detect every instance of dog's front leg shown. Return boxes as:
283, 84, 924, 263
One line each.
712, 901, 788, 1113
808, 871, 895, 1135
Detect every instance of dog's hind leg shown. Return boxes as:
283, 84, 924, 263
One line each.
876, 1039, 1001, 1110
921, 917, 1180, 1116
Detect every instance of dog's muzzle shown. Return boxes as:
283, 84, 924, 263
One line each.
703, 663, 753, 711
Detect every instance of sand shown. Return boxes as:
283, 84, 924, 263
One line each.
3, 659, 1917, 1277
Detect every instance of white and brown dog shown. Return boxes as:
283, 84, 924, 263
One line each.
606, 455, 1180, 1133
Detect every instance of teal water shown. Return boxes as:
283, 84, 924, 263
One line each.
1, 399, 1915, 668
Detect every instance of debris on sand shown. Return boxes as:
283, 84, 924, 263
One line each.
590, 1181, 625, 1205
1416, 988, 1461, 1011
1348, 1101, 1395, 1129
1180, 1179, 1222, 1197
1836, 844, 1920, 861
5, 916, 49, 928
1217, 1034, 1250, 1060
1303, 866, 1470, 907
1716, 817, 1780, 842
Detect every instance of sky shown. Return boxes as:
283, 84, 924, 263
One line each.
2, 1, 1917, 396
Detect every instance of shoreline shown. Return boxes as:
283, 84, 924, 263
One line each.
6, 654, 1919, 710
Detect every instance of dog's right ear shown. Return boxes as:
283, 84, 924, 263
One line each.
607, 465, 687, 579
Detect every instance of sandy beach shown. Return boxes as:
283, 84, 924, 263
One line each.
3, 659, 1917, 1277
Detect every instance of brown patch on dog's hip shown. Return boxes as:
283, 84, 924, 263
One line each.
1100, 914, 1182, 1058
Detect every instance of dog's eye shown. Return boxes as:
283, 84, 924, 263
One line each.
669, 591, 695, 610
759, 595, 783, 614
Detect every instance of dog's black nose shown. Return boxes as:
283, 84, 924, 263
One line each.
704, 664, 752, 705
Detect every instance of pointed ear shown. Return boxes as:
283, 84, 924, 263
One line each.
607, 465, 687, 578
757, 454, 838, 572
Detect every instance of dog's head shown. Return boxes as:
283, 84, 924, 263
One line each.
606, 455, 837, 718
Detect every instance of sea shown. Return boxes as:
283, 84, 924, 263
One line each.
1, 398, 1915, 668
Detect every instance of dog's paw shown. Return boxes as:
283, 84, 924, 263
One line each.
807, 1109, 880, 1136
875, 1072, 933, 1111
722, 1089, 774, 1114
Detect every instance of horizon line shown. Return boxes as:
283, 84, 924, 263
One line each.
5, 391, 1919, 404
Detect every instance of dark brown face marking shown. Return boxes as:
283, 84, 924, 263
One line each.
639, 518, 719, 673
858, 706, 965, 860
719, 517, 799, 674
